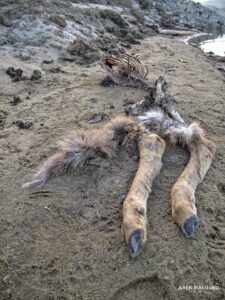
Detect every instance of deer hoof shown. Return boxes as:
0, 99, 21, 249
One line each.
182, 215, 199, 237
128, 229, 145, 258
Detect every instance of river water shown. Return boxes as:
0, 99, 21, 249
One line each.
186, 33, 225, 56
199, 34, 225, 56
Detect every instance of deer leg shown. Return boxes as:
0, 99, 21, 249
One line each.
171, 138, 216, 237
122, 133, 166, 258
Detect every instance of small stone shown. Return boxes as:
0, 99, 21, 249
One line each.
10, 96, 21, 106
30, 48, 37, 56
124, 33, 139, 44
108, 48, 120, 56
19, 51, 31, 61
14, 121, 33, 130
123, 99, 135, 106
0, 37, 7, 46
206, 207, 214, 214
42, 60, 54, 64
100, 76, 115, 87
87, 97, 97, 103
89, 113, 107, 124
31, 70, 42, 81
6, 67, 24, 82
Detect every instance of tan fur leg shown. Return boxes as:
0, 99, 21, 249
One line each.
122, 133, 166, 257
171, 138, 216, 236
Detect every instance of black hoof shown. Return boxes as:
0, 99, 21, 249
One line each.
128, 229, 144, 258
182, 215, 199, 237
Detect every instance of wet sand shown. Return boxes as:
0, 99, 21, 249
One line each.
0, 36, 225, 299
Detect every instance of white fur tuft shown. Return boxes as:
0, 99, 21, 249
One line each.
137, 109, 164, 125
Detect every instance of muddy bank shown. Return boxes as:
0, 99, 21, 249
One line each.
0, 0, 225, 67
0, 34, 225, 299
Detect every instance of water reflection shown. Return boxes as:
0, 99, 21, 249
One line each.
199, 34, 225, 56
187, 34, 225, 56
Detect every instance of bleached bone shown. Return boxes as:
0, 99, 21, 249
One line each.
122, 133, 165, 257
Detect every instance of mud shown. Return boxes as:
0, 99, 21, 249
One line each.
0, 35, 225, 299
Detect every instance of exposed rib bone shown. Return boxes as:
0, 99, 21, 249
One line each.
122, 133, 166, 257
171, 137, 216, 236
103, 54, 184, 123
103, 54, 149, 89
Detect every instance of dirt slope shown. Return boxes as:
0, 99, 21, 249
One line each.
0, 36, 225, 300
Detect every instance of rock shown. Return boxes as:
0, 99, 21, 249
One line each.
124, 33, 140, 44
99, 10, 128, 28
0, 14, 12, 27
10, 96, 21, 106
100, 76, 115, 87
138, 0, 152, 10
0, 110, 8, 129
123, 99, 135, 106
6, 67, 26, 82
88, 113, 108, 124
19, 52, 31, 61
42, 60, 54, 64
49, 15, 67, 28
66, 39, 101, 65
67, 39, 90, 55
87, 97, 98, 103
48, 67, 65, 74
31, 70, 42, 81
13, 121, 33, 130
120, 43, 132, 49
108, 48, 120, 56
130, 29, 144, 40
151, 0, 225, 32
29, 48, 37, 56
0, 36, 7, 46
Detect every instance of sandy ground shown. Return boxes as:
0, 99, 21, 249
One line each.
0, 35, 225, 300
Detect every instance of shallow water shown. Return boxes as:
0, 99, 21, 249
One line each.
186, 33, 225, 56
199, 34, 225, 56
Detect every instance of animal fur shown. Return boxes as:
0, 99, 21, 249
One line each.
137, 107, 204, 146
122, 133, 165, 257
23, 116, 144, 188
171, 137, 216, 236
23, 53, 216, 257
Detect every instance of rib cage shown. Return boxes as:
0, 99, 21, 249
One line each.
103, 54, 149, 89
103, 54, 185, 124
